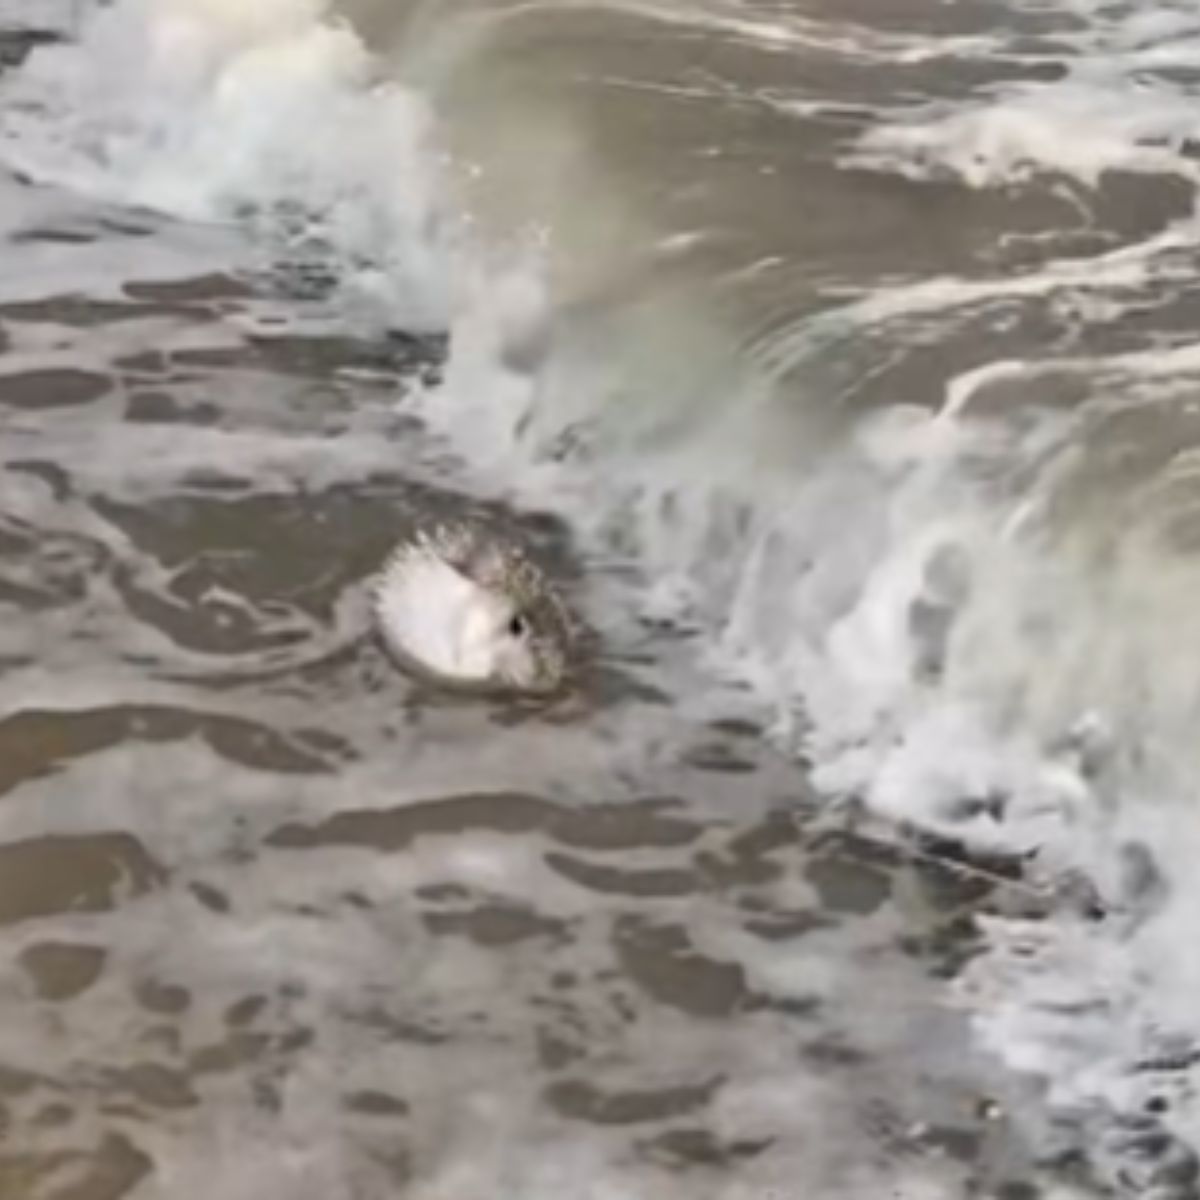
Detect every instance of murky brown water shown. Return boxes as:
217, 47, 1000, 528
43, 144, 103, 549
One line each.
0, 38, 1078, 1196
13, 1, 1200, 1195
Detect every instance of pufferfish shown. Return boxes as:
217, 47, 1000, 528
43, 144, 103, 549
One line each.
371, 520, 573, 695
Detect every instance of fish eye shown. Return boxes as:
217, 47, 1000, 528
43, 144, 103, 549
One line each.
508, 613, 528, 638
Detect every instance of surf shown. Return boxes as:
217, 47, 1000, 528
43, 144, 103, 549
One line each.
10, 0, 1200, 1188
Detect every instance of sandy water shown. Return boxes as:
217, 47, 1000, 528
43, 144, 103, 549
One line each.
0, 175, 1063, 1200
0, 17, 1107, 1200
10, 1, 1200, 1197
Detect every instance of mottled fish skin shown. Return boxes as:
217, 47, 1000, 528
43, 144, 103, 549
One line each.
371, 519, 574, 695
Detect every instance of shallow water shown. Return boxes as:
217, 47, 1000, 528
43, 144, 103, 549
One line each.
6, 1, 1200, 1197
0, 97, 1053, 1200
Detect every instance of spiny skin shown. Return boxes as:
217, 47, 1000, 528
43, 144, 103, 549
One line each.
372, 519, 574, 694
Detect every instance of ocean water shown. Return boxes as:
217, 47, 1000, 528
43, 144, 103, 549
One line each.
3, 0, 1200, 1196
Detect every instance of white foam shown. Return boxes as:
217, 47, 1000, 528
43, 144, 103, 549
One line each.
846, 5, 1200, 192
1, 0, 450, 329
849, 84, 1200, 189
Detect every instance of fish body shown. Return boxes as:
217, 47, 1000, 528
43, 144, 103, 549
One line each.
372, 521, 571, 694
